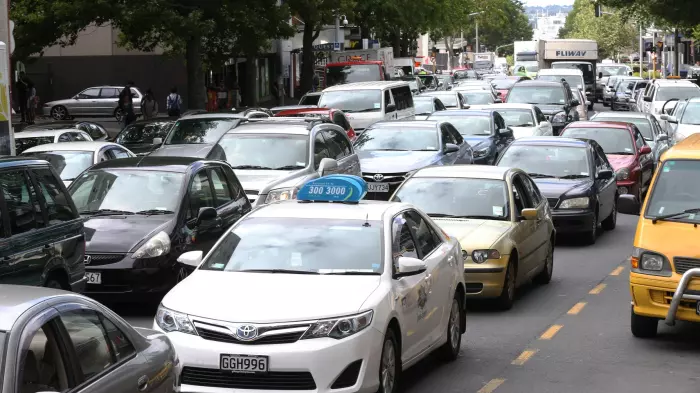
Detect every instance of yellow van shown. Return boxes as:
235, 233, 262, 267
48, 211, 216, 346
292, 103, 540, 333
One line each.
619, 133, 700, 338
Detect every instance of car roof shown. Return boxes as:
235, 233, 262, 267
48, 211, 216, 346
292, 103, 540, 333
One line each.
512, 80, 564, 88
14, 129, 78, 138
248, 199, 409, 221
413, 95, 437, 101
0, 157, 53, 169
275, 108, 333, 116
227, 120, 312, 135
322, 81, 410, 92
663, 133, 700, 160
511, 136, 589, 148
482, 103, 534, 110
565, 121, 631, 130
412, 164, 514, 180
21, 142, 126, 153
370, 120, 438, 129
430, 110, 491, 116
590, 112, 649, 119
178, 113, 245, 120
538, 69, 583, 75
0, 285, 71, 331
653, 79, 698, 86
89, 156, 204, 172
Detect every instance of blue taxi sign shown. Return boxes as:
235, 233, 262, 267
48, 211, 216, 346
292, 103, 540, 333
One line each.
297, 175, 367, 202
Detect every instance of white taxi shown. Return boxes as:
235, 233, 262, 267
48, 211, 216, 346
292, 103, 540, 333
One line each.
154, 175, 466, 393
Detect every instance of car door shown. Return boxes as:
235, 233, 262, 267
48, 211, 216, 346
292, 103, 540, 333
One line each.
96, 88, 120, 116
322, 129, 360, 175
445, 123, 471, 164
312, 132, 335, 176
390, 213, 428, 363
404, 210, 452, 346
520, 175, 550, 272
439, 125, 460, 165
509, 174, 539, 280
632, 127, 654, 187
649, 116, 669, 162
183, 168, 222, 254
71, 88, 101, 115
209, 165, 250, 231
384, 90, 397, 120
593, 144, 616, 219
0, 169, 55, 286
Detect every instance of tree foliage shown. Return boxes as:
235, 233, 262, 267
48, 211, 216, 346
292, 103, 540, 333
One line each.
600, 0, 700, 27
562, 0, 637, 59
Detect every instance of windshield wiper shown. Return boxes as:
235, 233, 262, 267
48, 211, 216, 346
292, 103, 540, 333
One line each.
135, 209, 175, 215
558, 174, 589, 179
231, 165, 273, 170
239, 269, 320, 274
352, 108, 380, 113
651, 208, 700, 224
528, 173, 555, 178
274, 165, 305, 170
80, 209, 134, 216
322, 271, 381, 275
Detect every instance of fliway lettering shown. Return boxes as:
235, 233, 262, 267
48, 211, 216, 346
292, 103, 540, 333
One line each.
556, 50, 587, 57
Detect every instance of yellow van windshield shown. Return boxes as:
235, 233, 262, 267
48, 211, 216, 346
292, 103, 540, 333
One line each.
645, 160, 700, 222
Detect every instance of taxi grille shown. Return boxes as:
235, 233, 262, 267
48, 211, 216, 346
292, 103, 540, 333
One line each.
197, 328, 304, 345
84, 254, 126, 266
362, 172, 407, 201
547, 198, 559, 208
673, 257, 700, 274
180, 367, 316, 390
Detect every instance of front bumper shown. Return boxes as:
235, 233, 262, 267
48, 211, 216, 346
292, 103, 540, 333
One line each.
551, 209, 595, 234
630, 271, 700, 324
163, 325, 384, 393
84, 253, 177, 301
463, 256, 508, 298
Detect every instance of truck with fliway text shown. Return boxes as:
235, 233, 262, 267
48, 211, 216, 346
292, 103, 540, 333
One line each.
538, 39, 599, 104
325, 48, 395, 87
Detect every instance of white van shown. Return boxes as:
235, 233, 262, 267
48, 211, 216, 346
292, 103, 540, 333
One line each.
535, 68, 589, 109
317, 81, 416, 132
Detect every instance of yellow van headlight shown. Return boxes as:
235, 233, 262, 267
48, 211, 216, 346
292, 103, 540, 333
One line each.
631, 247, 671, 277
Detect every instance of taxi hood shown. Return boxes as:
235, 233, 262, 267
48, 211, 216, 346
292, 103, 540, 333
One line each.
432, 218, 511, 248
162, 271, 382, 323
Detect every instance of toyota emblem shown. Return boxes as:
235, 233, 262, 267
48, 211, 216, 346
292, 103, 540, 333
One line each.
84, 255, 92, 265
373, 174, 384, 181
236, 325, 258, 341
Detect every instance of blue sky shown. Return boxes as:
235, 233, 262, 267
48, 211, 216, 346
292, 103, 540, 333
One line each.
522, 0, 574, 6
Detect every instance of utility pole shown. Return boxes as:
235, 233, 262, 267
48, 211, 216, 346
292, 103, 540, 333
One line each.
673, 27, 680, 76
639, 23, 643, 78
0, 0, 13, 155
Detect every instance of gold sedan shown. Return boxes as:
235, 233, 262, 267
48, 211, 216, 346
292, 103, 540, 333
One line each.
390, 165, 556, 309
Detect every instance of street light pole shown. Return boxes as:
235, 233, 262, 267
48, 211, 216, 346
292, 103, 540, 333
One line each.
475, 19, 479, 53
639, 23, 643, 78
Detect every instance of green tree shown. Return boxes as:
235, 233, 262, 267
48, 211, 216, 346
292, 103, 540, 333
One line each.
468, 0, 533, 56
600, 0, 700, 26
562, 0, 636, 59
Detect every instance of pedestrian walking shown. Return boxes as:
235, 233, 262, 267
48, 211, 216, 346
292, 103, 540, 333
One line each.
119, 81, 137, 127
141, 89, 159, 120
312, 72, 319, 92
272, 80, 285, 106
15, 72, 31, 123
27, 83, 37, 124
167, 87, 183, 117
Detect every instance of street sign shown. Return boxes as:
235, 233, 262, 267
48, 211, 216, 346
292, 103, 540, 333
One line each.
312, 42, 343, 51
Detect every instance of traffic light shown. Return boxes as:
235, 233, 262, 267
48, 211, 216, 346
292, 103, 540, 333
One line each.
594, 3, 602, 17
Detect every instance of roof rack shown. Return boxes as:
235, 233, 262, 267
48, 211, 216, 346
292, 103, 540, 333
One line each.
242, 116, 334, 130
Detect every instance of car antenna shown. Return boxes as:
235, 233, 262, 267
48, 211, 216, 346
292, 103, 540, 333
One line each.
363, 213, 371, 227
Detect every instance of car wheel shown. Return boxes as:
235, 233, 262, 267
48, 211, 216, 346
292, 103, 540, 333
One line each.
438, 294, 463, 361
378, 329, 400, 393
585, 210, 598, 245
603, 101, 609, 107
588, 102, 594, 111
115, 108, 124, 122
534, 240, 554, 285
602, 197, 617, 230
497, 256, 516, 310
50, 106, 68, 120
631, 307, 658, 338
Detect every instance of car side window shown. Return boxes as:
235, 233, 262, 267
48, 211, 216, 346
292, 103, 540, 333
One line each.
520, 175, 542, 206
650, 117, 662, 137
384, 91, 392, 108
404, 210, 442, 258
391, 214, 419, 273
447, 124, 464, 144
440, 125, 456, 148
58, 309, 118, 379
535, 107, 547, 123
99, 88, 119, 98
109, 148, 131, 159
100, 316, 136, 361
321, 130, 346, 159
18, 319, 71, 393
0, 170, 43, 235
209, 167, 233, 207
58, 133, 72, 143
187, 171, 214, 220
70, 132, 88, 142
313, 133, 332, 170
78, 88, 100, 99
494, 113, 506, 130
633, 128, 645, 149
512, 175, 534, 210
31, 168, 76, 224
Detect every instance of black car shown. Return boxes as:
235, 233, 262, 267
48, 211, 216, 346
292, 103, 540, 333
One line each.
148, 113, 245, 158
67, 156, 251, 301
428, 109, 513, 165
0, 157, 86, 290
112, 117, 178, 155
505, 80, 580, 135
417, 74, 442, 90
496, 137, 617, 244
23, 120, 109, 141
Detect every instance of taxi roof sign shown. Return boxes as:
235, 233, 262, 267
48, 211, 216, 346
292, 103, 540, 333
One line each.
297, 175, 367, 203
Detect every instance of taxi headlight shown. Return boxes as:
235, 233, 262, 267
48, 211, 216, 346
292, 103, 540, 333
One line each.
156, 305, 197, 335
302, 310, 373, 340
471, 249, 501, 264
551, 112, 567, 124
265, 187, 299, 204
133, 231, 170, 259
558, 197, 589, 209
615, 168, 630, 180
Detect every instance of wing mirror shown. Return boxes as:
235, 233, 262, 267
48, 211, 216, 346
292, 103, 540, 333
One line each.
521, 208, 539, 220
585, 101, 591, 107
499, 127, 514, 138
639, 145, 652, 154
666, 116, 678, 124
617, 194, 640, 215
386, 103, 397, 113
571, 99, 580, 107
657, 133, 669, 142
177, 250, 203, 268
438, 81, 444, 87
597, 169, 614, 180
394, 257, 427, 278
196, 206, 218, 225
643, 96, 652, 102
317, 157, 339, 177
444, 143, 459, 153
152, 137, 163, 145
598, 72, 603, 79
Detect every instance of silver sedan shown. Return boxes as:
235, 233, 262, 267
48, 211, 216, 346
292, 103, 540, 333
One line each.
0, 285, 177, 393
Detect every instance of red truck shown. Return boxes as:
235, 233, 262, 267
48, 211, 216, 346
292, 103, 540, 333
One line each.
324, 48, 395, 87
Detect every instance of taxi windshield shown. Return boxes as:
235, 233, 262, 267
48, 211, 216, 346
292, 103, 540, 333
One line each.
25, 151, 93, 181
656, 87, 700, 102
498, 145, 590, 179
200, 218, 383, 274
561, 128, 634, 155
645, 160, 700, 223
393, 178, 509, 220
354, 128, 439, 151
216, 134, 308, 170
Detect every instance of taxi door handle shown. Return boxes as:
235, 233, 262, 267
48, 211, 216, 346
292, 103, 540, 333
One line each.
137, 375, 149, 391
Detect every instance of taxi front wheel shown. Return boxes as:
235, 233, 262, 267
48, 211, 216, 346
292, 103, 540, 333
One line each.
438, 294, 463, 361
378, 328, 400, 393
631, 308, 658, 338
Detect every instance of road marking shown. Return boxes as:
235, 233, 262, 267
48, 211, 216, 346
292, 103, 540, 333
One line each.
589, 283, 607, 294
610, 266, 625, 276
539, 324, 563, 340
512, 349, 538, 365
477, 378, 505, 393
567, 302, 587, 315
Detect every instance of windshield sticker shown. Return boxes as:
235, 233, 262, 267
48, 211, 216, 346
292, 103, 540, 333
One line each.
624, 147, 632, 152
658, 206, 665, 214
493, 206, 504, 216
296, 161, 305, 166
373, 103, 381, 109
211, 263, 225, 269
372, 263, 381, 269
663, 166, 670, 172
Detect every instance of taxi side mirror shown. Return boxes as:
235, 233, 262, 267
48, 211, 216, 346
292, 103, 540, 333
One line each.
521, 208, 539, 220
395, 257, 427, 278
617, 194, 640, 215
178, 250, 203, 268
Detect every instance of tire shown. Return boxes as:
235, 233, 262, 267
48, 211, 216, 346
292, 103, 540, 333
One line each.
602, 197, 617, 230
534, 240, 554, 285
50, 105, 68, 120
497, 256, 516, 310
377, 328, 400, 393
438, 295, 463, 361
611, 102, 616, 111
115, 108, 125, 122
631, 308, 658, 338
585, 210, 598, 245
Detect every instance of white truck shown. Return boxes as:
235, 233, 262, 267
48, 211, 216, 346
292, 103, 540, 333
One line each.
394, 56, 415, 77
325, 48, 395, 87
513, 40, 539, 76
474, 52, 495, 70
538, 39, 599, 105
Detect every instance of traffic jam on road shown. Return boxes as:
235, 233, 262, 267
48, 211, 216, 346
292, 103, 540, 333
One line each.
3, 40, 700, 393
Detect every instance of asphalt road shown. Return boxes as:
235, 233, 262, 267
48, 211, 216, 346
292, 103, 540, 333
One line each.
112, 103, 700, 393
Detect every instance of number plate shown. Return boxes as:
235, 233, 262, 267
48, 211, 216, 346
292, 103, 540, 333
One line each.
85, 272, 101, 284
220, 354, 268, 373
368, 183, 389, 192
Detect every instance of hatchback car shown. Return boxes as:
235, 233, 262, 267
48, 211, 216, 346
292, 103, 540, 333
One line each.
496, 137, 617, 244
0, 157, 86, 290
148, 114, 244, 158
42, 86, 143, 121
15, 129, 94, 154
113, 118, 178, 155
0, 285, 177, 393
23, 120, 109, 141
67, 157, 252, 301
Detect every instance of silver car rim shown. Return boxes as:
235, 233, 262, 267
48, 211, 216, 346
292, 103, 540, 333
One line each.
381, 339, 396, 393
115, 109, 124, 121
52, 107, 65, 120
449, 299, 460, 351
